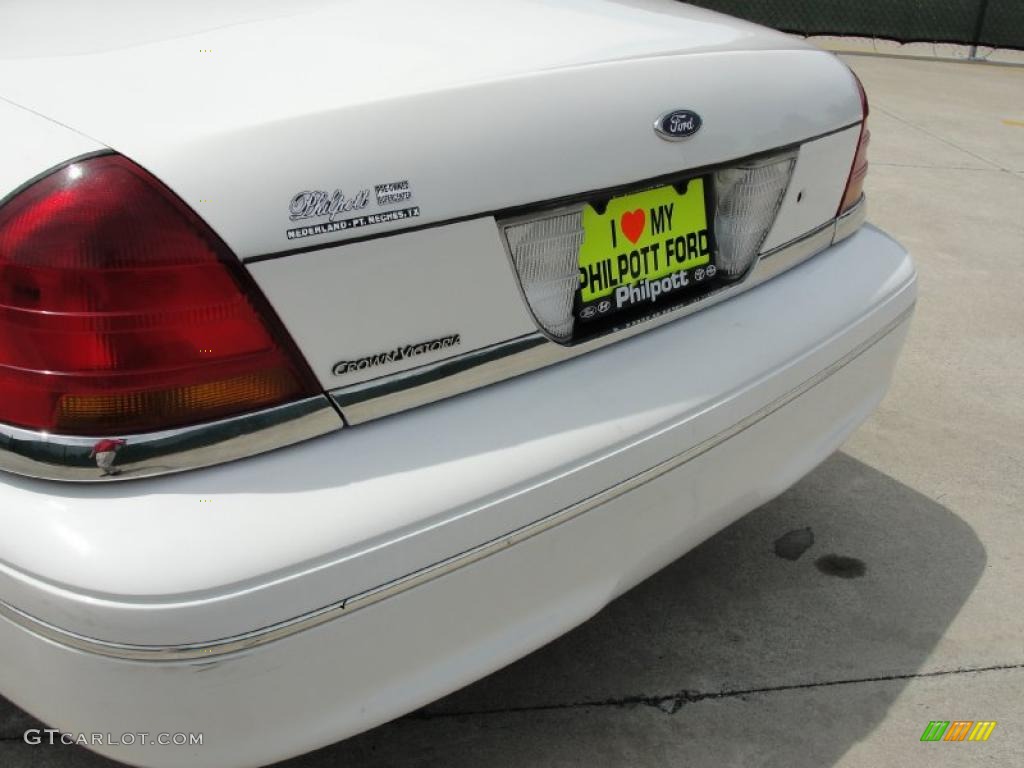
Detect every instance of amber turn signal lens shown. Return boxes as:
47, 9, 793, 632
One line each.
55, 369, 302, 433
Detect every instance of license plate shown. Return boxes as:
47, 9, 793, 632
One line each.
576, 178, 714, 322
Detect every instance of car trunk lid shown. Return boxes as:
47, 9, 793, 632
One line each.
0, 0, 854, 260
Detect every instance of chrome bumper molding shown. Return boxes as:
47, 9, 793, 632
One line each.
0, 198, 865, 482
0, 298, 910, 663
0, 396, 342, 482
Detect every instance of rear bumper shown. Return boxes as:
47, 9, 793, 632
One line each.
0, 224, 915, 767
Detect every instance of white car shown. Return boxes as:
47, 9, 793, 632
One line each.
0, 1, 915, 766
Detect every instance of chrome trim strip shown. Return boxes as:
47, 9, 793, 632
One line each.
329, 334, 547, 412
0, 396, 342, 482
834, 194, 867, 243
0, 301, 912, 662
755, 218, 836, 277
333, 196, 865, 425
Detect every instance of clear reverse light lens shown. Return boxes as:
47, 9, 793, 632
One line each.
713, 155, 796, 279
504, 211, 584, 341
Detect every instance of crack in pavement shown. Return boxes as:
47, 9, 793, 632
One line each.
411, 662, 1024, 719
874, 162, 1013, 172
875, 105, 1019, 177
1, 666, 1021, 746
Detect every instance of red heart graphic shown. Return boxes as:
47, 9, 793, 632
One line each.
620, 209, 646, 244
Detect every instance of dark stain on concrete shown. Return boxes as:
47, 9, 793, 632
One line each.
815, 554, 867, 579
774, 527, 815, 561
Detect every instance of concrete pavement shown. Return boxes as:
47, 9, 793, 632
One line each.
2, 54, 1022, 767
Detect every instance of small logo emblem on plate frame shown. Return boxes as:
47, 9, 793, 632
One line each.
654, 110, 702, 141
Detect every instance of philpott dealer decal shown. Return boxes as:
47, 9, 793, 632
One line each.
286, 179, 420, 241
333, 333, 461, 376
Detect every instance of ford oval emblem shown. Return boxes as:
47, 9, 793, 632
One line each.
654, 110, 702, 141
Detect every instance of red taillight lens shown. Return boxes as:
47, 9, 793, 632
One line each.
0, 154, 319, 434
839, 70, 870, 216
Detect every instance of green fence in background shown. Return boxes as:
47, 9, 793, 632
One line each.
685, 0, 1024, 51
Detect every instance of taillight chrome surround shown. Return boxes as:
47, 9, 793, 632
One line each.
0, 396, 341, 481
